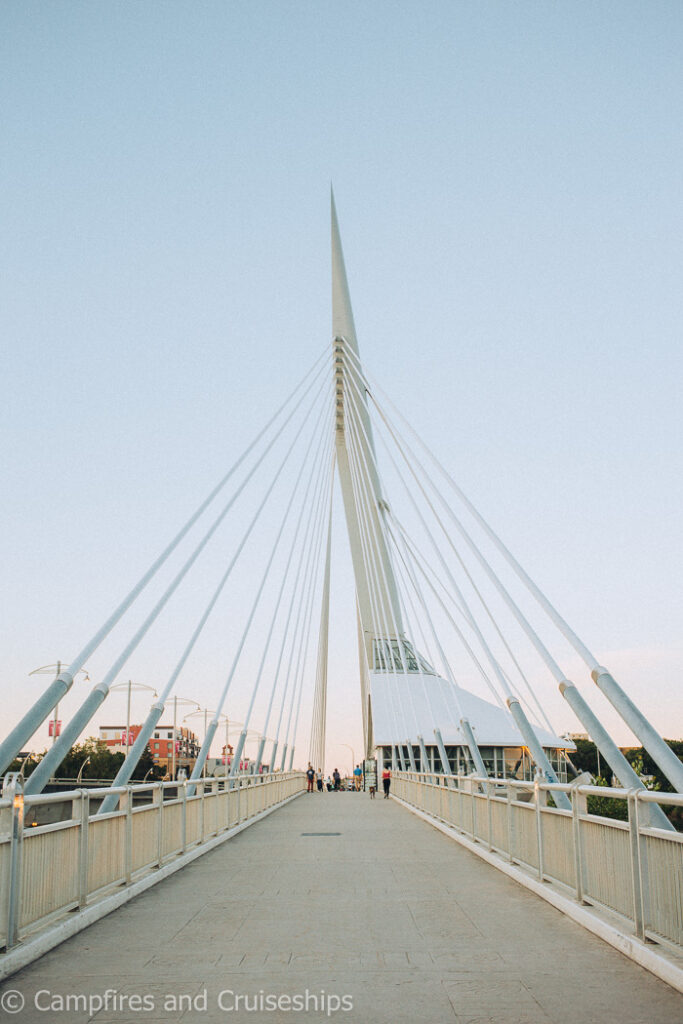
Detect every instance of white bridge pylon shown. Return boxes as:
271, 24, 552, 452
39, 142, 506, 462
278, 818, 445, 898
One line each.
1, 197, 680, 828
318, 191, 678, 827
328, 194, 570, 802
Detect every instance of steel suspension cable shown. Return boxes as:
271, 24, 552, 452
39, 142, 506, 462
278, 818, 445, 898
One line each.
98, 377, 333, 810
26, 362, 330, 795
251, 428, 335, 771
279, 449, 335, 769
342, 360, 486, 776
229, 414, 335, 773
266, 443, 333, 770
0, 347, 330, 775
342, 352, 570, 796
288, 460, 336, 770
186, 380, 335, 787
344, 400, 416, 769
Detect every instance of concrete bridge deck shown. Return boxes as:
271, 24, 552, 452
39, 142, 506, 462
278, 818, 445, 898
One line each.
3, 790, 681, 1024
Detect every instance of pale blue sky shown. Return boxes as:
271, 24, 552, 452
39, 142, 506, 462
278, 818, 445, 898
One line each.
2, 2, 682, 765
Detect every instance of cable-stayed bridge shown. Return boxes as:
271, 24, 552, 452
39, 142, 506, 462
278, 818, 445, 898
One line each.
1, 198, 682, 1016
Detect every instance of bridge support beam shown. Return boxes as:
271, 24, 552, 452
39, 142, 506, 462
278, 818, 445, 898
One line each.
506, 698, 571, 810
255, 736, 267, 773
229, 730, 248, 778
99, 702, 165, 814
417, 734, 430, 773
592, 668, 683, 795
187, 720, 219, 797
405, 741, 416, 771
24, 687, 108, 795
0, 675, 74, 777
560, 682, 673, 830
460, 718, 488, 779
433, 728, 453, 776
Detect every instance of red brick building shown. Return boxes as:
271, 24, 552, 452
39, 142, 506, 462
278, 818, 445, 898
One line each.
99, 724, 200, 777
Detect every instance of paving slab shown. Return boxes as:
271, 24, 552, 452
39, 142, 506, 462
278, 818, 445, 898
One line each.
2, 790, 682, 1023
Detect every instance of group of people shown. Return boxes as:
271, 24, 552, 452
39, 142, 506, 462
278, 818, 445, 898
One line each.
305, 763, 392, 798
306, 765, 343, 792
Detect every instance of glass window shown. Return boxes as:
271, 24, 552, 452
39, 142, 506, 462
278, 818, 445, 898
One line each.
403, 640, 418, 672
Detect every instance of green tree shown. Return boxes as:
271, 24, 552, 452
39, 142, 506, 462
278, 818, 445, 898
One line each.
570, 739, 601, 778
624, 741, 683, 794
586, 777, 628, 821
7, 738, 163, 783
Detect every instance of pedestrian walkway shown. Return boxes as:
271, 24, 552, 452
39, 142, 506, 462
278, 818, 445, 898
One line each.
4, 791, 682, 1023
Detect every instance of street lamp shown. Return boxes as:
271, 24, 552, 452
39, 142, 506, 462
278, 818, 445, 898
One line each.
164, 696, 200, 780
29, 662, 90, 745
183, 707, 217, 779
214, 714, 234, 775
18, 752, 36, 780
110, 680, 157, 753
76, 755, 91, 784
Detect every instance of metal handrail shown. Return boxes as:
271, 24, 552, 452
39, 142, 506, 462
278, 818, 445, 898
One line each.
391, 769, 683, 956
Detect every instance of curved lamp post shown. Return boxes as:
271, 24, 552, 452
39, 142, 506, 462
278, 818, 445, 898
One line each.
76, 755, 91, 784
164, 696, 200, 780
110, 680, 157, 754
18, 752, 36, 780
183, 707, 217, 779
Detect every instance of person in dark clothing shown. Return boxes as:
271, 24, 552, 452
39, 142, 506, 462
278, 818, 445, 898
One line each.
333, 768, 341, 791
382, 768, 391, 798
306, 764, 315, 792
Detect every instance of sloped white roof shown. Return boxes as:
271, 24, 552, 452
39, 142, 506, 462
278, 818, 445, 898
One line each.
370, 671, 571, 749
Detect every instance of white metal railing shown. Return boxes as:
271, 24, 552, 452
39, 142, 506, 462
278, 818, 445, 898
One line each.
0, 771, 305, 952
392, 770, 683, 952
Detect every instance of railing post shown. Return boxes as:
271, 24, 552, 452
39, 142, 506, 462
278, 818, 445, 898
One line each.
534, 776, 544, 881
156, 783, 164, 867
486, 779, 493, 851
200, 779, 205, 845
471, 778, 478, 840
181, 781, 187, 854
628, 790, 646, 940
4, 773, 24, 950
507, 784, 514, 863
78, 789, 90, 908
571, 784, 584, 902
124, 787, 133, 885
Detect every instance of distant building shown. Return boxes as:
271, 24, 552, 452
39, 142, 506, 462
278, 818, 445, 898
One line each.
98, 724, 201, 777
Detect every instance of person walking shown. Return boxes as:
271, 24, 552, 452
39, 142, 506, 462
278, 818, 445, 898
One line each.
333, 767, 341, 791
353, 764, 362, 791
306, 763, 315, 793
382, 767, 391, 799
316, 770, 324, 793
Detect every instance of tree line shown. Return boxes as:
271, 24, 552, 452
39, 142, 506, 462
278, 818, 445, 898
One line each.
569, 737, 683, 828
9, 738, 165, 782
